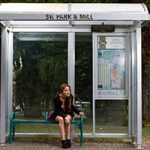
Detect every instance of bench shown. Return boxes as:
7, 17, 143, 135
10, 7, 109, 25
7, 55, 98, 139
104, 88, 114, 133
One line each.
9, 111, 84, 146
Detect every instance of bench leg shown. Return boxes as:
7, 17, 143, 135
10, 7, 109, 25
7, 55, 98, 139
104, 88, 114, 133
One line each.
80, 117, 84, 147
80, 126, 83, 146
9, 122, 13, 144
12, 127, 15, 141
9, 121, 15, 144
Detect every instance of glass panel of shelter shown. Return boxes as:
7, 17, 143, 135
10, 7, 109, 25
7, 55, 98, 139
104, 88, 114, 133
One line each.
93, 33, 129, 135
75, 33, 92, 134
13, 32, 67, 133
12, 31, 129, 135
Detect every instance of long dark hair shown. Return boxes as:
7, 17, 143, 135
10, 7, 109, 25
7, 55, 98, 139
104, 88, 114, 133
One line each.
59, 83, 72, 112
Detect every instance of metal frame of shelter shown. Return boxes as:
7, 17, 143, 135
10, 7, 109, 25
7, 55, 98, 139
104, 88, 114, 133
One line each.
0, 3, 150, 149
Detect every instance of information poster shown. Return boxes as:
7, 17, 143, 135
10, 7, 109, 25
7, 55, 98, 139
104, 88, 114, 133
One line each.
97, 36, 125, 95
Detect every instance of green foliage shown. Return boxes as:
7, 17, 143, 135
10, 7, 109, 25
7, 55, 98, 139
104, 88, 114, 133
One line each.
75, 33, 92, 103
95, 101, 128, 126
142, 26, 150, 125
13, 33, 67, 118
0, 0, 119, 3
1, 0, 149, 4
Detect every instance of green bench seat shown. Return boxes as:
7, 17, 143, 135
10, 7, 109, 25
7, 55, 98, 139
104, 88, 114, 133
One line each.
9, 111, 84, 146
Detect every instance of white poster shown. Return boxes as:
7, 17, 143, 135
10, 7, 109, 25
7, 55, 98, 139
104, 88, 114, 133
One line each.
98, 36, 125, 49
97, 35, 126, 96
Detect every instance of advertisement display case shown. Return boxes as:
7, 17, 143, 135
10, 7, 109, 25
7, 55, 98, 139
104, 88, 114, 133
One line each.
94, 34, 128, 98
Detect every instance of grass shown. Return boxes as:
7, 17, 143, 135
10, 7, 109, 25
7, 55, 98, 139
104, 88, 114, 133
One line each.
15, 124, 127, 134
16, 124, 60, 133
15, 136, 125, 144
14, 113, 150, 143
143, 125, 150, 142
14, 124, 150, 143
15, 136, 150, 145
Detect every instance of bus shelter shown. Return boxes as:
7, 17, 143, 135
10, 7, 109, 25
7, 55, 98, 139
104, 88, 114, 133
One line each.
0, 3, 150, 149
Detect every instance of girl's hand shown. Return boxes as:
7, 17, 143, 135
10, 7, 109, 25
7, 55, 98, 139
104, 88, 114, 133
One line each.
79, 111, 85, 116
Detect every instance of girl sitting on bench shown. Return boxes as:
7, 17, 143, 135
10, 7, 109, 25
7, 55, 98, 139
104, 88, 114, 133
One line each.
53, 83, 84, 149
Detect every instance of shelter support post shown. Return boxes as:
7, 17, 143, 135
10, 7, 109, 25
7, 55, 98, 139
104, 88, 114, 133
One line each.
68, 32, 75, 97
0, 26, 7, 144
136, 27, 142, 150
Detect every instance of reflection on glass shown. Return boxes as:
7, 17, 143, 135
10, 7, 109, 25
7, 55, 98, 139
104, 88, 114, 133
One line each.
13, 33, 68, 126
95, 100, 128, 133
75, 33, 92, 133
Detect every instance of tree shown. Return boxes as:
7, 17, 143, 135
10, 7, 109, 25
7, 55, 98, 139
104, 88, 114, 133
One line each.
13, 33, 67, 118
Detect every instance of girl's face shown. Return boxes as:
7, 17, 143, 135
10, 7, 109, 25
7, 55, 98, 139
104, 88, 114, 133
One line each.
62, 86, 71, 98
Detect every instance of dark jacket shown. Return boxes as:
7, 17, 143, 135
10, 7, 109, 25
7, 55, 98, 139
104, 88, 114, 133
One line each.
53, 94, 80, 119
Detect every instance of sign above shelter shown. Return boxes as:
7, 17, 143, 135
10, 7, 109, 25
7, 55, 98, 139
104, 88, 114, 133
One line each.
0, 3, 149, 21
0, 3, 149, 29
45, 14, 93, 21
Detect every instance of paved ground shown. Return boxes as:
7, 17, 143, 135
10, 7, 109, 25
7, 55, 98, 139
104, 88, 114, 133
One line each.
0, 141, 150, 150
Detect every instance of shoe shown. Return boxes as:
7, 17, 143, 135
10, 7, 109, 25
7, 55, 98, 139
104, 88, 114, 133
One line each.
61, 140, 68, 149
66, 139, 71, 148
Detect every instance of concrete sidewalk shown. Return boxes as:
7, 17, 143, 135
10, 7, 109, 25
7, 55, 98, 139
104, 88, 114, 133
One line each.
0, 141, 150, 150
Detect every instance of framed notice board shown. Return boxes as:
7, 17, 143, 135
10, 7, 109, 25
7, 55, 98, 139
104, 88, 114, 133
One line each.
93, 34, 127, 98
